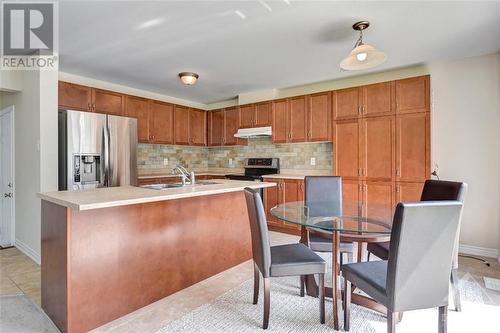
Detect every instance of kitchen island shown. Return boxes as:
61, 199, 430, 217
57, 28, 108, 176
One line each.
38, 180, 274, 333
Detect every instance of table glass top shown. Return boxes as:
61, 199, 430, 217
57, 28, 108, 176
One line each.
270, 201, 392, 234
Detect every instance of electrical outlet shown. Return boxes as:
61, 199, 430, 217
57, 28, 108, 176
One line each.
163, 158, 169, 166
310, 157, 316, 166
228, 158, 233, 167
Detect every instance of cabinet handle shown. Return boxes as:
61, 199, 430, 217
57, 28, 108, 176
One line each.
362, 106, 365, 114
396, 168, 401, 177
396, 185, 400, 193
88, 103, 91, 111
358, 106, 362, 115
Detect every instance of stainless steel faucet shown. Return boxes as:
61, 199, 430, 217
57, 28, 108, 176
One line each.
173, 164, 195, 185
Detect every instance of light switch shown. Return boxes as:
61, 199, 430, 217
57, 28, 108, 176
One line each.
163, 158, 169, 166
310, 157, 316, 166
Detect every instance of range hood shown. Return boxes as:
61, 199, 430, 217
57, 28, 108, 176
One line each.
234, 126, 272, 138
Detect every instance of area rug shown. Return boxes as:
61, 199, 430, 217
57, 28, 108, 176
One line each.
0, 295, 59, 333
156, 271, 499, 333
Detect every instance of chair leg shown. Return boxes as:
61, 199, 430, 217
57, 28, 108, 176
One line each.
387, 310, 396, 333
319, 273, 325, 324
438, 306, 448, 333
450, 269, 462, 312
367, 252, 371, 262
263, 277, 270, 329
344, 278, 351, 331
253, 262, 259, 305
300, 275, 305, 297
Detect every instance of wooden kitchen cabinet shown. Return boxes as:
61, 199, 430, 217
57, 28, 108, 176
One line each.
149, 101, 173, 144
342, 179, 361, 217
361, 181, 395, 224
174, 105, 190, 145
395, 75, 430, 114
288, 96, 308, 143
264, 178, 304, 235
208, 109, 224, 146
93, 89, 124, 116
239, 104, 255, 128
254, 102, 272, 127
307, 92, 331, 142
396, 182, 424, 203
361, 116, 395, 182
361, 81, 395, 117
125, 96, 150, 143
396, 113, 430, 182
58, 81, 92, 111
272, 99, 288, 143
189, 109, 207, 146
224, 107, 240, 145
333, 87, 360, 120
333, 119, 361, 180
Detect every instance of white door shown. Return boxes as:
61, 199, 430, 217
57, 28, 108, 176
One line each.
0, 106, 14, 247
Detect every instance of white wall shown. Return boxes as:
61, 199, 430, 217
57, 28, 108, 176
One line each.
428, 53, 500, 255
0, 69, 58, 263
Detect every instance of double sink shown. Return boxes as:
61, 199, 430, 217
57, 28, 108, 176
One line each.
141, 181, 220, 190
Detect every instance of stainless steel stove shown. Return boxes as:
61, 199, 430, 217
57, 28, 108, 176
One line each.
225, 158, 280, 182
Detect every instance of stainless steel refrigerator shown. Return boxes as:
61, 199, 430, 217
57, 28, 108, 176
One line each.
58, 110, 138, 191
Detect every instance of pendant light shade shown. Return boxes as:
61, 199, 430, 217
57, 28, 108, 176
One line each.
340, 21, 387, 71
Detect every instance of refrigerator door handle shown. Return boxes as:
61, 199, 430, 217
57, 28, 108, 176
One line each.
103, 119, 110, 187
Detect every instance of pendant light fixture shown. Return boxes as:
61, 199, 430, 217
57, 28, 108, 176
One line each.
340, 21, 387, 71
178, 72, 199, 85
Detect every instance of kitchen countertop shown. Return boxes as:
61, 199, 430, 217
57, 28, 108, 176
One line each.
262, 173, 333, 180
38, 180, 275, 211
138, 172, 230, 179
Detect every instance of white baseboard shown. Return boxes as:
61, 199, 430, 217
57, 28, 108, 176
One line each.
15, 239, 41, 265
459, 243, 499, 261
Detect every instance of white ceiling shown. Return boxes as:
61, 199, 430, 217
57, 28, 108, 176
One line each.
59, 1, 500, 104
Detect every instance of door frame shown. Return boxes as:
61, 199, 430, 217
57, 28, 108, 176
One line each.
0, 105, 15, 247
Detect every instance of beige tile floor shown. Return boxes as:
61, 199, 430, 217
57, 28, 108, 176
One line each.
1, 232, 499, 333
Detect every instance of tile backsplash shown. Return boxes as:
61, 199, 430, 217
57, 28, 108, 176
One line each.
138, 137, 332, 173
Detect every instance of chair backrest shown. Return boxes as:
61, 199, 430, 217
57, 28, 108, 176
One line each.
420, 179, 467, 202
244, 187, 272, 278
386, 201, 463, 312
304, 176, 342, 217
420, 179, 468, 269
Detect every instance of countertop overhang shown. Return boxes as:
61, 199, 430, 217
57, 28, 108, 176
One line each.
38, 180, 275, 211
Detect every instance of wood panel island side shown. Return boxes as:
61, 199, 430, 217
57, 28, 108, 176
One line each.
38, 180, 275, 333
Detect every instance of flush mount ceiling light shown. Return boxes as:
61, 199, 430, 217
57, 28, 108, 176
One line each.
340, 21, 387, 71
178, 72, 199, 85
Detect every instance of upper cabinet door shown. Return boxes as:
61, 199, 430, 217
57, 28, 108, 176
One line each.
333, 87, 360, 120
224, 107, 239, 145
254, 102, 272, 127
396, 113, 430, 182
288, 96, 307, 143
333, 119, 360, 179
58, 81, 92, 111
395, 75, 430, 114
92, 89, 124, 116
239, 104, 255, 128
272, 99, 288, 143
307, 92, 331, 142
125, 96, 150, 143
174, 106, 190, 145
189, 109, 207, 146
361, 81, 395, 117
149, 101, 173, 144
361, 116, 395, 182
209, 109, 224, 146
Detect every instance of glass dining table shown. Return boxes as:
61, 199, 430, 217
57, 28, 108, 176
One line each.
271, 201, 392, 330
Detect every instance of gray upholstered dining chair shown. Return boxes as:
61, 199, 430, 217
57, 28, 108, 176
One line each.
304, 176, 355, 264
343, 201, 464, 333
367, 180, 467, 311
244, 188, 327, 329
